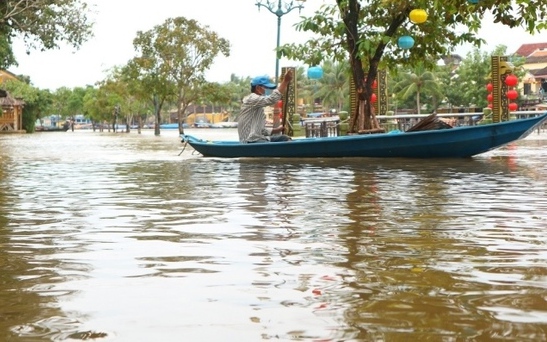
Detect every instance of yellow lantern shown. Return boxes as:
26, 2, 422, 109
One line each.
409, 9, 428, 24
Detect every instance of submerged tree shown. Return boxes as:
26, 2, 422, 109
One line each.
280, 0, 547, 133
0, 0, 93, 69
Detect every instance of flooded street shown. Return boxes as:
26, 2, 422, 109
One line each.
1, 128, 547, 341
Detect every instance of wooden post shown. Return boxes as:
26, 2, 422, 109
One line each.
491, 56, 512, 123
280, 67, 298, 136
375, 69, 388, 116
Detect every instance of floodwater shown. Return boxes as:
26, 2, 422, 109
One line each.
1, 127, 547, 342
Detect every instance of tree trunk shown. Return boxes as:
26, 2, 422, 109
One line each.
153, 95, 161, 136
416, 92, 421, 114
341, 0, 409, 133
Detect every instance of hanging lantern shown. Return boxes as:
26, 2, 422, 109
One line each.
398, 36, 415, 49
487, 103, 493, 109
487, 94, 493, 102
506, 89, 518, 100
508, 102, 518, 111
372, 79, 378, 89
505, 74, 518, 87
370, 93, 377, 103
409, 9, 428, 24
307, 66, 323, 80
486, 83, 493, 92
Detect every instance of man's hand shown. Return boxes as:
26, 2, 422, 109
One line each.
278, 69, 293, 95
272, 125, 285, 134
283, 69, 293, 84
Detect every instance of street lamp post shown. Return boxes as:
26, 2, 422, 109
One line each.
255, 0, 304, 84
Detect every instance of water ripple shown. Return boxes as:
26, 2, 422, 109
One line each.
1, 130, 547, 341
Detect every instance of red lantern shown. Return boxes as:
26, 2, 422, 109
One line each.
487, 103, 493, 109
506, 89, 518, 100
372, 80, 378, 89
486, 83, 493, 92
276, 100, 283, 108
505, 74, 518, 87
370, 93, 377, 103
487, 94, 493, 102
508, 102, 518, 111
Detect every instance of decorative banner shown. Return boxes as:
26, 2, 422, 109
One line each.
280, 66, 297, 136
375, 69, 389, 116
491, 56, 512, 122
350, 73, 357, 123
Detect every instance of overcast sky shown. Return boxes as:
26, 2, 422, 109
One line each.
10, 0, 545, 91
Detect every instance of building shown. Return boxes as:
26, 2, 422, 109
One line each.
514, 43, 547, 98
0, 70, 25, 133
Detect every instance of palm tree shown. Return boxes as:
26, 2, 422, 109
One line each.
316, 60, 350, 113
394, 63, 444, 114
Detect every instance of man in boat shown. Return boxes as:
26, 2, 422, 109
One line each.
238, 69, 293, 143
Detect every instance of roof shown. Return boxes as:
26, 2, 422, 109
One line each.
526, 55, 547, 64
515, 43, 547, 57
0, 70, 19, 84
0, 91, 24, 106
531, 67, 547, 78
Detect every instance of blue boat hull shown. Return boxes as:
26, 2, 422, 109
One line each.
182, 113, 547, 158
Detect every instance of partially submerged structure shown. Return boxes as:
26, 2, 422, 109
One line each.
0, 90, 25, 133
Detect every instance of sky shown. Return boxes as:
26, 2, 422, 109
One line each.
10, 0, 546, 91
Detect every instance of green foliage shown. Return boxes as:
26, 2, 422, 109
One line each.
439, 45, 519, 110
49, 87, 73, 118
223, 74, 251, 119
128, 16, 230, 134
393, 61, 444, 114
2, 79, 53, 132
315, 60, 351, 112
0, 0, 93, 69
0, 33, 16, 68
278, 0, 547, 130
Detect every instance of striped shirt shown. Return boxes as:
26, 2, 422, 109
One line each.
238, 90, 283, 143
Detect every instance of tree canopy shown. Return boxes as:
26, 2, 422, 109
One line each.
126, 16, 230, 135
0, 0, 93, 69
280, 0, 547, 132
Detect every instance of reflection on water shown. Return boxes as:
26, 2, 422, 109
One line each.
1, 129, 547, 341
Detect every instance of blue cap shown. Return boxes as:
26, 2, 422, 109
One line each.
251, 75, 276, 89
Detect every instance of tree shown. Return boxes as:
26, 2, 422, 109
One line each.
439, 45, 522, 111
316, 60, 350, 113
393, 62, 443, 114
127, 17, 230, 135
50, 87, 73, 118
0, 0, 93, 69
2, 79, 53, 132
223, 74, 252, 120
280, 0, 547, 133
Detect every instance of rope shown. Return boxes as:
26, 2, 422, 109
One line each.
178, 139, 188, 156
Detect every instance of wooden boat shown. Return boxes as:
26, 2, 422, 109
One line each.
181, 112, 547, 158
160, 123, 189, 129
35, 125, 70, 132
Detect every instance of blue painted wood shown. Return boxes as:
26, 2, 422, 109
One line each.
181, 113, 547, 159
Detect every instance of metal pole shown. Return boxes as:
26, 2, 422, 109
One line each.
275, 13, 282, 84
255, 0, 304, 84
